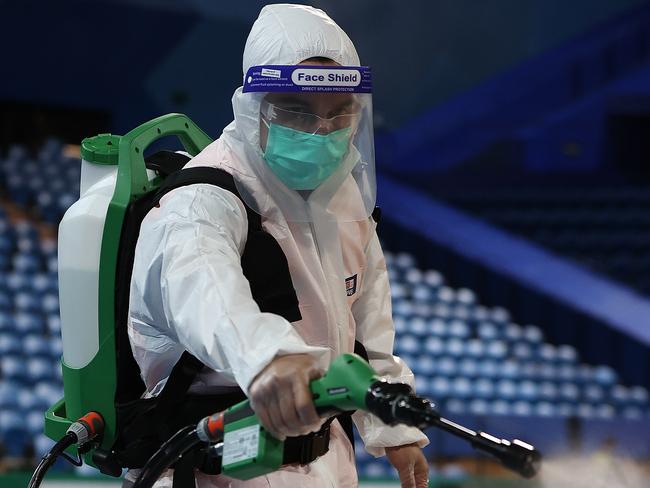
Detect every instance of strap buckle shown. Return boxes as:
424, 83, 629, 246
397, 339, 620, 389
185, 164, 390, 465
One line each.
297, 425, 331, 464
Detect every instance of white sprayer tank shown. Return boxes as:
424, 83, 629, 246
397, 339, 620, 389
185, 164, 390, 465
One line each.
58, 134, 120, 369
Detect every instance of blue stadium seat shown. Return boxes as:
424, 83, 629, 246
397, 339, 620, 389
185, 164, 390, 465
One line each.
559, 382, 580, 401
31, 273, 52, 295
477, 321, 498, 340
538, 381, 558, 400
404, 269, 423, 287
49, 336, 63, 359
39, 239, 57, 260
522, 325, 544, 344
0, 254, 10, 273
412, 355, 436, 376
594, 404, 615, 419
511, 401, 534, 416
444, 398, 466, 415
583, 384, 605, 402
437, 357, 458, 376
423, 270, 444, 288
504, 323, 523, 341
0, 293, 11, 311
23, 334, 52, 357
428, 318, 447, 337
451, 377, 472, 399
14, 220, 39, 241
0, 234, 15, 256
490, 399, 511, 416
629, 386, 649, 405
394, 253, 416, 270
17, 389, 44, 411
26, 409, 45, 436
489, 307, 510, 323
473, 378, 495, 399
46, 314, 62, 336
437, 286, 456, 305
447, 319, 469, 338
47, 256, 58, 273
393, 316, 407, 334
446, 338, 465, 358
537, 343, 558, 362
464, 339, 485, 358
6, 272, 31, 293
512, 342, 533, 360
477, 358, 499, 378
557, 364, 578, 382
495, 359, 519, 379
7, 174, 29, 205
496, 379, 518, 400
0, 384, 20, 410
458, 358, 479, 378
592, 365, 618, 386
14, 291, 41, 313
1, 355, 29, 383
407, 317, 428, 337
14, 312, 45, 335
34, 381, 63, 405
485, 340, 507, 359
518, 380, 540, 401
424, 336, 444, 356
430, 376, 451, 398
451, 303, 471, 320
556, 344, 578, 363
455, 288, 477, 306
431, 302, 452, 319
0, 411, 29, 456
0, 333, 22, 355
42, 292, 60, 314
576, 403, 596, 418
27, 358, 57, 383
411, 285, 432, 302
414, 375, 431, 396
395, 334, 419, 356
470, 305, 491, 322
468, 398, 490, 415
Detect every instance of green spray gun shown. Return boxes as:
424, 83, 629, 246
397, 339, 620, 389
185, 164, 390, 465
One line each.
133, 353, 541, 487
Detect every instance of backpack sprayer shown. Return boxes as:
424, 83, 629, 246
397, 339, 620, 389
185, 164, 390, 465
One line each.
132, 353, 541, 487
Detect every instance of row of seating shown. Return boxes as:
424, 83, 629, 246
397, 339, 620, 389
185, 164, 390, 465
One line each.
1, 142, 80, 224
438, 185, 650, 295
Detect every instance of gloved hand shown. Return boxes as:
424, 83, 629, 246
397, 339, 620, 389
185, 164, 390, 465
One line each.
248, 354, 324, 440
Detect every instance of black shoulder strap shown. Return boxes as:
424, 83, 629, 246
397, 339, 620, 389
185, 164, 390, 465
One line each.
152, 166, 262, 233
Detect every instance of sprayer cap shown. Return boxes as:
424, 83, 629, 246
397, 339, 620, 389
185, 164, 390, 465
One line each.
80, 134, 121, 165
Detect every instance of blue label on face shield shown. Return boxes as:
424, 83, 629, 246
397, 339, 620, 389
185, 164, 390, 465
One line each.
243, 65, 372, 93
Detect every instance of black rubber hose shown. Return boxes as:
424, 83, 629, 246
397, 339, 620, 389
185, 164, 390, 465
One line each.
28, 433, 77, 488
133, 425, 202, 488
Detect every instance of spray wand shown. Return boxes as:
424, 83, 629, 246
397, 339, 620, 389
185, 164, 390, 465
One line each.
134, 354, 541, 487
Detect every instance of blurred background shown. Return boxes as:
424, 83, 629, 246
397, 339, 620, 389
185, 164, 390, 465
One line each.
1, 0, 650, 486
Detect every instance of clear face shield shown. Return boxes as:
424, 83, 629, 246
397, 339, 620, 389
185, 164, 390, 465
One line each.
234, 65, 376, 223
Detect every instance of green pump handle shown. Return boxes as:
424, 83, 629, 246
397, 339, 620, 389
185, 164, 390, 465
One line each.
117, 113, 213, 201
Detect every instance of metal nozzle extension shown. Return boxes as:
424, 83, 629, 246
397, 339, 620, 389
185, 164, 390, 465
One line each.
473, 434, 542, 479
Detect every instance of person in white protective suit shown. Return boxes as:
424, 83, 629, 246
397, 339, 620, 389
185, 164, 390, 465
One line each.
125, 4, 429, 487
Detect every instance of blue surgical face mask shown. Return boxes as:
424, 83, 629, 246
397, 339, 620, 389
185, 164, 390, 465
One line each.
262, 121, 352, 190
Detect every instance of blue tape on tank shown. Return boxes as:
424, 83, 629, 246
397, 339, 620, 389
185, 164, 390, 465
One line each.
243, 65, 372, 93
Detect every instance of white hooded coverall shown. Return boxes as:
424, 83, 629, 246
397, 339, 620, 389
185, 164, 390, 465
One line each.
127, 4, 429, 487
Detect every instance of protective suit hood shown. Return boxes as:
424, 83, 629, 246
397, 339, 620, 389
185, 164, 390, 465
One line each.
220, 3, 376, 223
